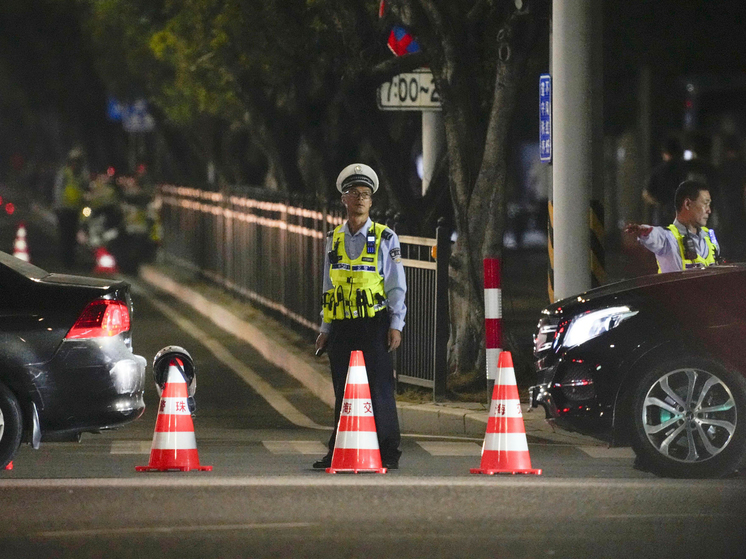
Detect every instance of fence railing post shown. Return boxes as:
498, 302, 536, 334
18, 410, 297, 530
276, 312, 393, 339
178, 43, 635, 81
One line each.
433, 218, 450, 401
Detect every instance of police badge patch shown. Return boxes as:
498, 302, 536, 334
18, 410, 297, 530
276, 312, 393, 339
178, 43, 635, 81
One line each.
390, 247, 401, 263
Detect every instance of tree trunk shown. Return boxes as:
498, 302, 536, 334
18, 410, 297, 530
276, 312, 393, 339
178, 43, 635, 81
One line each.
401, 2, 538, 378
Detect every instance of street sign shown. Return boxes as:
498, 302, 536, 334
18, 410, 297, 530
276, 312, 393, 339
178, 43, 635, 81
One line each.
377, 70, 441, 111
107, 97, 124, 122
539, 74, 552, 163
122, 99, 155, 133
387, 25, 421, 56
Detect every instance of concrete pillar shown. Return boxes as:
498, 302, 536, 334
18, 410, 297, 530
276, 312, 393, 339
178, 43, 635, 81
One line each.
552, 0, 597, 300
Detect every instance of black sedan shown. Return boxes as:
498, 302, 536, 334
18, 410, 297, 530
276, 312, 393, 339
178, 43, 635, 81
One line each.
0, 251, 146, 468
530, 264, 746, 478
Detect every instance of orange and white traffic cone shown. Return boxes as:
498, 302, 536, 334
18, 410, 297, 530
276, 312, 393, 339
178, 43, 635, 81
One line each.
93, 246, 119, 274
471, 351, 542, 475
4, 461, 12, 470
13, 223, 30, 262
136, 359, 211, 472
327, 350, 386, 474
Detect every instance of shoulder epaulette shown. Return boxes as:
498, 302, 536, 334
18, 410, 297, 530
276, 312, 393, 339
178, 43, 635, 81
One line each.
381, 228, 393, 241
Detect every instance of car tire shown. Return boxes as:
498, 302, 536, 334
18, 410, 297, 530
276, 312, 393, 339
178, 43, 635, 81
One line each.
0, 382, 23, 469
630, 356, 746, 478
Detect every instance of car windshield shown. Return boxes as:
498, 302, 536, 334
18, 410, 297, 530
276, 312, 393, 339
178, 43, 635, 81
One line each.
0, 250, 50, 280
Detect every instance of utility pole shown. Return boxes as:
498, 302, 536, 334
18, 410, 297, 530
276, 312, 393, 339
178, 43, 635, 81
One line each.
551, 0, 603, 300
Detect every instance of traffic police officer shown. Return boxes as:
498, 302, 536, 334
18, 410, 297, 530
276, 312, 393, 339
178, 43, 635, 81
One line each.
313, 163, 407, 470
625, 180, 722, 273
53, 148, 88, 266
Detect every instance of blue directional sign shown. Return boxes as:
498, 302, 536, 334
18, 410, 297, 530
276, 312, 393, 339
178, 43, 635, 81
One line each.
539, 74, 552, 163
107, 97, 124, 122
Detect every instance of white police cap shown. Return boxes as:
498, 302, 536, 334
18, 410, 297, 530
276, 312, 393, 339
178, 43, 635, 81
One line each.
336, 163, 379, 194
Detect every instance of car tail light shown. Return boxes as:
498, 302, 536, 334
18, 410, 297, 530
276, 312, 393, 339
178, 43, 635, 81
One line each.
66, 299, 131, 339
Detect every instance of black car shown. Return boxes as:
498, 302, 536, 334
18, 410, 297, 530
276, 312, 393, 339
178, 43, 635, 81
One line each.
530, 264, 746, 478
0, 251, 146, 468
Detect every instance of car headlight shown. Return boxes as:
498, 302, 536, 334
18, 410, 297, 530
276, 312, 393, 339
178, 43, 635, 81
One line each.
562, 306, 638, 349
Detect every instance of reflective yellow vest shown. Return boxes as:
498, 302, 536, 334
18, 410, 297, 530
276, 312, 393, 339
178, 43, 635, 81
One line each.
659, 224, 719, 273
62, 167, 86, 210
323, 222, 388, 321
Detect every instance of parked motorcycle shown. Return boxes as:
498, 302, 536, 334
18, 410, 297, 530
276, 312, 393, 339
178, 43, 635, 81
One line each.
77, 174, 160, 273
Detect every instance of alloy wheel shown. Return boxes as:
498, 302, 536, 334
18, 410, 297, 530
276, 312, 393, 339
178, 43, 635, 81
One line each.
642, 368, 737, 462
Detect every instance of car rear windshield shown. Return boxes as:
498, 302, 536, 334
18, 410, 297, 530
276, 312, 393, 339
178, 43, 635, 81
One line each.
0, 250, 49, 280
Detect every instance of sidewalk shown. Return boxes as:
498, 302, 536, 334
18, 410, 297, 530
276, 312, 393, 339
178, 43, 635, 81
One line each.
139, 261, 605, 447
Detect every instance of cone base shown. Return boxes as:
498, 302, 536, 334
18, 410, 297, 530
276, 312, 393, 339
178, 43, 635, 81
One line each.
470, 467, 542, 475
136, 464, 213, 472
326, 467, 387, 474
136, 448, 212, 472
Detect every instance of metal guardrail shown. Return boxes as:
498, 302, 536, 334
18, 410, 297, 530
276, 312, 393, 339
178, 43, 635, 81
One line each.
158, 185, 450, 400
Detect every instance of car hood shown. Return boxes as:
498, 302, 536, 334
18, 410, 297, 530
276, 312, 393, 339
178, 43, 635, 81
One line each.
547, 264, 746, 317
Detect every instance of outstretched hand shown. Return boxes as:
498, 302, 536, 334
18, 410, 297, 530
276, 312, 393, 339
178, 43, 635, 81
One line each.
624, 223, 653, 238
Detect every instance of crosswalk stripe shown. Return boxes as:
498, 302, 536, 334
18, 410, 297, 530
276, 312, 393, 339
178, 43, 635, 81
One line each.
262, 441, 328, 455
107, 440, 635, 459
416, 442, 482, 456
110, 441, 152, 455
578, 446, 636, 459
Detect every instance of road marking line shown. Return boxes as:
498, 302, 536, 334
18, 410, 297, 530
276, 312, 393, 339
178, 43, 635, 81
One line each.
139, 266, 335, 407
263, 441, 328, 455
5, 477, 728, 489
110, 441, 152, 455
35, 522, 316, 538
139, 291, 328, 431
416, 442, 482, 456
599, 513, 734, 519
578, 446, 636, 459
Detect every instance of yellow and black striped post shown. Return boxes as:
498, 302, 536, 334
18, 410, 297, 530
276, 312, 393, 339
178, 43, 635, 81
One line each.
548, 199, 606, 302
590, 199, 606, 288
547, 200, 555, 302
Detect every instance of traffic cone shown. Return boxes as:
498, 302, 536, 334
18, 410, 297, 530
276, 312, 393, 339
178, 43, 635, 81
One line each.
327, 350, 386, 474
13, 223, 30, 262
93, 246, 118, 274
136, 359, 211, 472
4, 461, 12, 470
471, 351, 542, 475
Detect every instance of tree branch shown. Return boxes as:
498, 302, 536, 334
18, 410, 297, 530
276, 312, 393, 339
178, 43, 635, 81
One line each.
365, 51, 429, 85
466, 0, 493, 25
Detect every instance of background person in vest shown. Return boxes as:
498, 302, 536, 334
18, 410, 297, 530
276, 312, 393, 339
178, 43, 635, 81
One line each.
625, 180, 722, 273
313, 163, 407, 470
53, 148, 88, 266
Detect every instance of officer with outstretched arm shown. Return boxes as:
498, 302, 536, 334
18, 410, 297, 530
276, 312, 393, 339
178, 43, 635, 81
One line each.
625, 180, 722, 273
313, 164, 407, 470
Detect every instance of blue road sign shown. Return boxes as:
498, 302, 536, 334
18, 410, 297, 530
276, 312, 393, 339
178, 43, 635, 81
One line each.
107, 97, 124, 122
539, 74, 552, 163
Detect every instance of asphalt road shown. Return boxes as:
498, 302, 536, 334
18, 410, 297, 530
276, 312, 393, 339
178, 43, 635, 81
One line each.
1, 205, 745, 559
